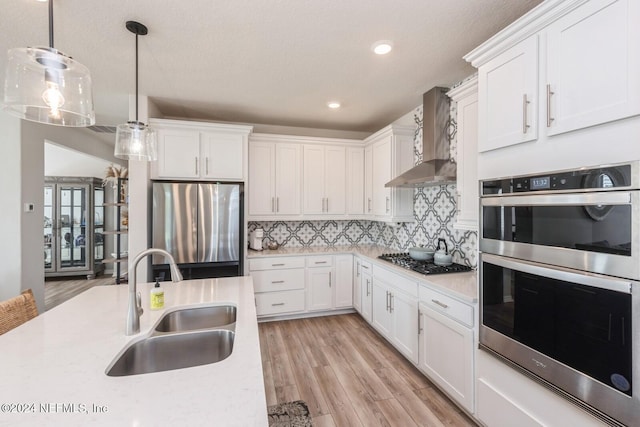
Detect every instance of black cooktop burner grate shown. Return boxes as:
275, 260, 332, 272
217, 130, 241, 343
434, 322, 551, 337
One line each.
378, 253, 473, 275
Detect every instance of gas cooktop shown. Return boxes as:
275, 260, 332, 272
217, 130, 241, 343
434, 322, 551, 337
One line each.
378, 253, 473, 275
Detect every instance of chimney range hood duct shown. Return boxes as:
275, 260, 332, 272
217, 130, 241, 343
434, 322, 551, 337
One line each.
385, 86, 455, 188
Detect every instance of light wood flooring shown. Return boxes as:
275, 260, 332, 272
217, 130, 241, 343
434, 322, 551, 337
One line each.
44, 275, 116, 311
259, 314, 477, 427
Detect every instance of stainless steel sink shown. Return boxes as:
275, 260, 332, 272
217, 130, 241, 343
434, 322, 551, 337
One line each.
154, 305, 237, 333
106, 329, 234, 377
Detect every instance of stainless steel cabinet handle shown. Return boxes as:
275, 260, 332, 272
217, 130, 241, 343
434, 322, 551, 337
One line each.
271, 303, 285, 306
276, 197, 279, 213
195, 157, 199, 175
361, 265, 369, 270
271, 280, 285, 284
522, 94, 530, 134
271, 263, 285, 267
356, 262, 360, 277
432, 299, 449, 309
546, 84, 555, 127
386, 291, 390, 311
386, 196, 390, 213
367, 198, 372, 213
329, 272, 332, 288
366, 279, 370, 296
418, 310, 423, 334
315, 261, 328, 264
206, 157, 209, 175
326, 197, 329, 212
389, 293, 394, 313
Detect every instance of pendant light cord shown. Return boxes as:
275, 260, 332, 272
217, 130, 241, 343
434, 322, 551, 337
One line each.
135, 30, 139, 123
48, 0, 54, 48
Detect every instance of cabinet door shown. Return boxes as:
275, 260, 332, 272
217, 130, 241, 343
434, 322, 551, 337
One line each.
372, 137, 392, 216
361, 272, 373, 323
306, 266, 333, 311
334, 254, 353, 308
419, 303, 474, 412
545, 0, 640, 137
454, 91, 479, 230
478, 35, 538, 152
156, 129, 201, 178
364, 146, 373, 215
372, 279, 392, 338
303, 145, 326, 214
201, 132, 243, 180
391, 291, 419, 364
248, 142, 275, 215
324, 146, 346, 215
347, 148, 364, 215
353, 259, 362, 313
275, 144, 301, 215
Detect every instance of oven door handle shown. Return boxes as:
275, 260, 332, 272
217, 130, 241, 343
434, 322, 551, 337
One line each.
481, 191, 632, 207
481, 253, 633, 294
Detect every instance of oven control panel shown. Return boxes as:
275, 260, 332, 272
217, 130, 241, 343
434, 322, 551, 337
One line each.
482, 163, 631, 195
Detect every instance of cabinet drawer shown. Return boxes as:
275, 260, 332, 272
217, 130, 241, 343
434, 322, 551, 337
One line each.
251, 269, 305, 292
306, 255, 333, 268
255, 290, 305, 316
249, 256, 306, 271
373, 265, 418, 298
360, 259, 373, 274
419, 286, 473, 327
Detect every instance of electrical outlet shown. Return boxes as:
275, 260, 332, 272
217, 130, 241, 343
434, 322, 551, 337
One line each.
23, 203, 35, 213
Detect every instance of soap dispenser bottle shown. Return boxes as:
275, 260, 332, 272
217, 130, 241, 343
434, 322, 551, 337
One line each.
150, 278, 164, 310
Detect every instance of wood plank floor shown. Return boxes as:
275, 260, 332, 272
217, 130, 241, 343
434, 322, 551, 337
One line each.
259, 314, 478, 427
44, 275, 116, 311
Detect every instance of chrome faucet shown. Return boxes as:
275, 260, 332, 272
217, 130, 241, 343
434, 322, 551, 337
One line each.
126, 248, 183, 335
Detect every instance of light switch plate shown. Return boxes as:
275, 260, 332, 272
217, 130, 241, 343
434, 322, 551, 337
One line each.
24, 203, 35, 213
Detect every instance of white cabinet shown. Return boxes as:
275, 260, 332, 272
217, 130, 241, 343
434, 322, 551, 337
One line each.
545, 0, 640, 137
249, 256, 306, 317
371, 265, 419, 364
347, 147, 364, 215
248, 140, 301, 216
364, 125, 414, 223
478, 36, 538, 152
418, 300, 474, 412
364, 146, 373, 215
361, 262, 373, 323
150, 119, 251, 181
353, 258, 363, 313
302, 145, 346, 215
473, 0, 640, 153
448, 76, 479, 230
306, 255, 353, 311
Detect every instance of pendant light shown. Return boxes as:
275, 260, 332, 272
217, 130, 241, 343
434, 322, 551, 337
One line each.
3, 0, 95, 127
114, 21, 157, 161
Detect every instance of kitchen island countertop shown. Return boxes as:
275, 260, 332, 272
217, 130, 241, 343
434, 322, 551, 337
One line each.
0, 277, 267, 427
248, 245, 477, 303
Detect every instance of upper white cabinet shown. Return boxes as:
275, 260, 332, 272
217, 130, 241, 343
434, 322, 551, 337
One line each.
364, 125, 414, 223
448, 76, 479, 230
150, 119, 252, 181
303, 145, 346, 215
248, 133, 363, 221
469, 0, 640, 153
248, 138, 301, 217
545, 0, 640, 136
477, 36, 538, 152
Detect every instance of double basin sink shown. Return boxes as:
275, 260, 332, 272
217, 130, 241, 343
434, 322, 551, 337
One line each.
106, 304, 237, 377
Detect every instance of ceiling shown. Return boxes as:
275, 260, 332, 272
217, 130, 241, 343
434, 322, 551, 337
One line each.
2, 0, 542, 140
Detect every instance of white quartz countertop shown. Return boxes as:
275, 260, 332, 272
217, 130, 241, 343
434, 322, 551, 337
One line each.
248, 245, 478, 303
0, 277, 267, 427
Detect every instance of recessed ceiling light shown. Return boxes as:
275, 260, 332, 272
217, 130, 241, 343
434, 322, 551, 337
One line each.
327, 102, 341, 109
372, 40, 393, 55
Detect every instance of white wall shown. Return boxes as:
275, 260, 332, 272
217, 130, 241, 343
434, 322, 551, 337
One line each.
45, 142, 115, 178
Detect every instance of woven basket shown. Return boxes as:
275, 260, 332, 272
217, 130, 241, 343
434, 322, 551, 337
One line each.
0, 289, 38, 335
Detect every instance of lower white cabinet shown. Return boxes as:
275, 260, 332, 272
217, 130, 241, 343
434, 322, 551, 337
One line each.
353, 258, 363, 313
306, 255, 353, 311
354, 258, 373, 323
250, 254, 353, 318
371, 266, 419, 364
418, 285, 475, 413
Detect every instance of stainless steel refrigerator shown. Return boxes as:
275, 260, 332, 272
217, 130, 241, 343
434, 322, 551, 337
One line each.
151, 182, 242, 279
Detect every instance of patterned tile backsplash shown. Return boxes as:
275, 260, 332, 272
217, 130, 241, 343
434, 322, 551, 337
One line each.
249, 98, 478, 268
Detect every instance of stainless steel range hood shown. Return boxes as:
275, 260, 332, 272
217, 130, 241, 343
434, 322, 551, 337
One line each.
385, 86, 455, 188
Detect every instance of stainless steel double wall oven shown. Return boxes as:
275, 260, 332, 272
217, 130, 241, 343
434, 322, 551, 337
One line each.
480, 162, 640, 426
